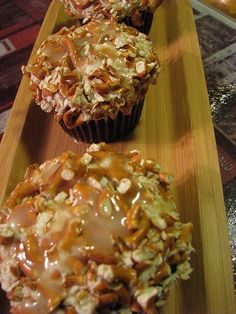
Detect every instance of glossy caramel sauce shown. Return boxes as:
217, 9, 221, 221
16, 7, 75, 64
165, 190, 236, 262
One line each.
4, 148, 171, 313
8, 205, 37, 228
63, 0, 163, 20
23, 18, 159, 130
41, 22, 124, 74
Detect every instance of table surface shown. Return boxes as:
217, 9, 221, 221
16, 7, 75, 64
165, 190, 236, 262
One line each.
199, 0, 236, 289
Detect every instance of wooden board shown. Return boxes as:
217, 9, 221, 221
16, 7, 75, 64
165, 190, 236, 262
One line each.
203, 0, 236, 18
0, 0, 235, 313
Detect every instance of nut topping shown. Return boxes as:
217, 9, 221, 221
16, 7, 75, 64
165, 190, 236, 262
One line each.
0, 144, 193, 314
23, 20, 160, 127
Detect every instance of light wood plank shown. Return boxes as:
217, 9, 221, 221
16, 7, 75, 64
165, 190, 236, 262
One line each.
203, 0, 236, 18
0, 0, 235, 313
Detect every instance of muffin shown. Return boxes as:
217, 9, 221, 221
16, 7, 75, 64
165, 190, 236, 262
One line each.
23, 20, 160, 143
61, 0, 164, 34
0, 143, 194, 314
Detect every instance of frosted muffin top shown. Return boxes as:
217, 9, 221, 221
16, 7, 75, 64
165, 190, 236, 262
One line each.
62, 0, 163, 25
23, 20, 160, 128
0, 143, 193, 314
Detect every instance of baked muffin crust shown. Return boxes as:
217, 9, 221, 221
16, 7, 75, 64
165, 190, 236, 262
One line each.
23, 20, 160, 128
0, 144, 193, 314
62, 0, 163, 25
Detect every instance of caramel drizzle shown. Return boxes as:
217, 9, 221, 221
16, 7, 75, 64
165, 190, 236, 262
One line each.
4, 149, 175, 313
26, 20, 158, 126
65, 0, 160, 19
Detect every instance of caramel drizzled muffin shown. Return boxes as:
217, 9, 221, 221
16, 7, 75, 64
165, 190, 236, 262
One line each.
0, 143, 193, 314
62, 0, 164, 34
23, 20, 160, 143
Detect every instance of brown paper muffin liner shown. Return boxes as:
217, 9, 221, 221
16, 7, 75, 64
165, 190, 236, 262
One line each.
59, 100, 144, 143
123, 11, 153, 34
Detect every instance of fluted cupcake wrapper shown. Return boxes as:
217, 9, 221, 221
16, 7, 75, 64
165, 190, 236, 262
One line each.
59, 100, 144, 143
123, 11, 153, 35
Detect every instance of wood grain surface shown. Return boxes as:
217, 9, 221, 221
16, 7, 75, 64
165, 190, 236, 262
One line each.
0, 0, 235, 313
203, 0, 236, 18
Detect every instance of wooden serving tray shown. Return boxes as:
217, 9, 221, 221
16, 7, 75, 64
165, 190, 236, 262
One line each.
0, 0, 235, 313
